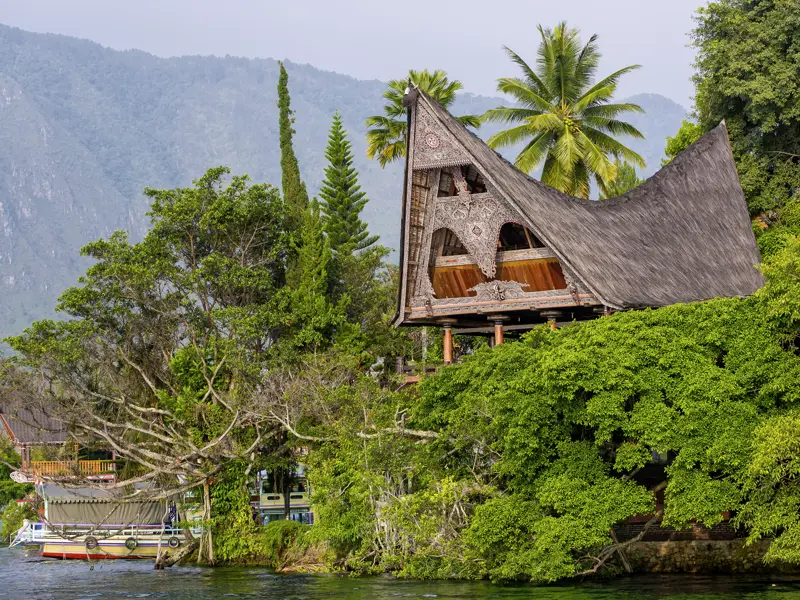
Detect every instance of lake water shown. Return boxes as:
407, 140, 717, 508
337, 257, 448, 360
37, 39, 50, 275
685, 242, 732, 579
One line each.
2, 546, 799, 599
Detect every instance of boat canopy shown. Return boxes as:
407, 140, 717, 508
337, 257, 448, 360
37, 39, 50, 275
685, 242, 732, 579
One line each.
40, 484, 166, 525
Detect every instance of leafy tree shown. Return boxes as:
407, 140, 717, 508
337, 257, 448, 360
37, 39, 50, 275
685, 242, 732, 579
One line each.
0, 499, 35, 544
278, 62, 310, 237
365, 69, 480, 167
4, 168, 290, 563
320, 111, 378, 254
598, 160, 644, 199
0, 436, 29, 508
692, 0, 800, 215
482, 22, 645, 198
662, 120, 705, 166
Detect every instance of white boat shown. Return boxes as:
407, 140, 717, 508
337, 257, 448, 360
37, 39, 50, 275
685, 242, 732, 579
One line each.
9, 484, 198, 560
11, 520, 192, 560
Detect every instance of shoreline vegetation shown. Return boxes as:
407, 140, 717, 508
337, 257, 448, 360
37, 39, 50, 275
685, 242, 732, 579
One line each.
2, 0, 800, 584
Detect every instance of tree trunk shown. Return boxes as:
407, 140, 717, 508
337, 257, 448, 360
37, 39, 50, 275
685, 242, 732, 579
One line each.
158, 538, 200, 568
203, 479, 215, 565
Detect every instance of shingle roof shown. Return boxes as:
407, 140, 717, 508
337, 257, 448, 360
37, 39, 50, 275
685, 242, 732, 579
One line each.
413, 91, 764, 309
0, 407, 67, 445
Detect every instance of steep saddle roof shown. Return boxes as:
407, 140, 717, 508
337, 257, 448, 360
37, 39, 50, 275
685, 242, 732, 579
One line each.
404, 89, 764, 310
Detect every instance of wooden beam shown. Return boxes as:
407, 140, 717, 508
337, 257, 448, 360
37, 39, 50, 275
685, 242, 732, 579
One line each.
452, 322, 576, 335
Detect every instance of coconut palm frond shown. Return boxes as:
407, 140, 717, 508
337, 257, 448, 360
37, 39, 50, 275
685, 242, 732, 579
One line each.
584, 117, 645, 140
583, 103, 645, 119
582, 127, 646, 167
488, 123, 539, 149
515, 132, 555, 174
455, 114, 481, 129
496, 78, 556, 112
481, 107, 543, 125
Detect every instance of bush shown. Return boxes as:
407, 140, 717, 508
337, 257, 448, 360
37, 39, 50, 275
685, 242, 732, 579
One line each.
260, 519, 310, 566
0, 500, 36, 544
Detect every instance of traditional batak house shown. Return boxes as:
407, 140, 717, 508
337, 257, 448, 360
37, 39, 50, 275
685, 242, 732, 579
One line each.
393, 88, 763, 362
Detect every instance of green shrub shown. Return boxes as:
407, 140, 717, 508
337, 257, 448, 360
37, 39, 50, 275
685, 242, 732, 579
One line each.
0, 500, 36, 544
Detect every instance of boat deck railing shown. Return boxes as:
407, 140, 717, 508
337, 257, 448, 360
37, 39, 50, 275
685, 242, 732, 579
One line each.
9, 520, 202, 547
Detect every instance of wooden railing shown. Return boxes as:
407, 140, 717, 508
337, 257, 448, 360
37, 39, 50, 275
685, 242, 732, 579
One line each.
27, 460, 116, 477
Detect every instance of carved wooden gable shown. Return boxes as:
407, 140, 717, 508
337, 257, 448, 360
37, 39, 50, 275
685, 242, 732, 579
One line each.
411, 101, 471, 170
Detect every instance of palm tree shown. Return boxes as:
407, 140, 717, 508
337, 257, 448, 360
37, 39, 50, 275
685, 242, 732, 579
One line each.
366, 69, 480, 168
482, 23, 645, 198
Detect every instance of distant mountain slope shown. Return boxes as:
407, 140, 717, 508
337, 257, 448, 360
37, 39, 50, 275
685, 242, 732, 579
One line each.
0, 24, 685, 338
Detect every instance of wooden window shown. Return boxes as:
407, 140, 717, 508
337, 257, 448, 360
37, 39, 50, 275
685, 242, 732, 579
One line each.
497, 222, 545, 251
461, 165, 487, 194
438, 171, 456, 197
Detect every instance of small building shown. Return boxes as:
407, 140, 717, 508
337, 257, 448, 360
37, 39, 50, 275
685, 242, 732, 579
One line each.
0, 407, 67, 468
394, 88, 763, 359
0, 407, 114, 481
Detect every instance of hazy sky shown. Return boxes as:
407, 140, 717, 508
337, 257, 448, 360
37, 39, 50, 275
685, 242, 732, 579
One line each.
0, 0, 706, 107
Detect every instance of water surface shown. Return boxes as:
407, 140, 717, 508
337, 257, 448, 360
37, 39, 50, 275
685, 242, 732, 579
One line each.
1, 547, 798, 599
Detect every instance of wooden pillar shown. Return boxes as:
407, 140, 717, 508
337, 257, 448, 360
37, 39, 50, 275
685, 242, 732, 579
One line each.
488, 315, 509, 346
443, 325, 453, 365
438, 319, 457, 365
493, 320, 504, 345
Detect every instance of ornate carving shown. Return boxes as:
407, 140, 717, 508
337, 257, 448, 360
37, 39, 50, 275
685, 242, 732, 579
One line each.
410, 169, 441, 310
407, 288, 601, 319
450, 166, 471, 198
561, 264, 585, 305
469, 280, 531, 301
411, 275, 437, 309
432, 192, 518, 277
412, 103, 470, 169
424, 132, 441, 149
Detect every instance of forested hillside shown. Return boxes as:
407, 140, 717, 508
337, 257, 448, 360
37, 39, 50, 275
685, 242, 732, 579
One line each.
0, 24, 685, 337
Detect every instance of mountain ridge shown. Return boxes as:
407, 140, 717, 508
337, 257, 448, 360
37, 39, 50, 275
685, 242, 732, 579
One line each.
0, 23, 686, 338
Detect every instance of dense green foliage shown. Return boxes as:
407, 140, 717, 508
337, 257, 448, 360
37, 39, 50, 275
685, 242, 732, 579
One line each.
662, 120, 705, 165
0, 438, 29, 508
365, 69, 480, 167
692, 0, 800, 215
301, 271, 800, 581
598, 160, 644, 198
320, 112, 379, 254
482, 23, 645, 198
0, 500, 35, 544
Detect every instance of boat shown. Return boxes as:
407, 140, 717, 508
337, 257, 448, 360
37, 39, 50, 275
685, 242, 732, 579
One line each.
11, 520, 191, 559
9, 484, 195, 560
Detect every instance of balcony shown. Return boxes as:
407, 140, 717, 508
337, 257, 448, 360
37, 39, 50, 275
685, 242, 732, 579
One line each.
26, 460, 117, 479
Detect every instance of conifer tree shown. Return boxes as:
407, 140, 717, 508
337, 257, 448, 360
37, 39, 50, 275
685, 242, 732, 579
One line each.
319, 111, 378, 255
278, 62, 309, 238
289, 200, 344, 348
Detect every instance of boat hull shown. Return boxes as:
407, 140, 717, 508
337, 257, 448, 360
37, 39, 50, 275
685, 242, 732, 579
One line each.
12, 521, 192, 560
41, 540, 169, 559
